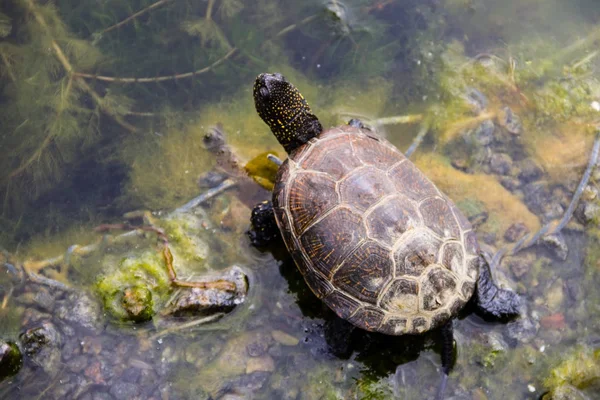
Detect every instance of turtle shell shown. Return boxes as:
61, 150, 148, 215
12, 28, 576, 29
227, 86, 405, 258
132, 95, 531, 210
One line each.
272, 125, 480, 335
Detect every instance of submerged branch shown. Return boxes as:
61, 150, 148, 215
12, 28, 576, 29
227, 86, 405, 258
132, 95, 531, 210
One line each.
0, 52, 16, 82
74, 47, 237, 83
275, 14, 318, 38
98, 0, 173, 35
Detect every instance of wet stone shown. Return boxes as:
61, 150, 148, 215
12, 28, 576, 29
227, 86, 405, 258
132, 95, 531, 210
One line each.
541, 233, 568, 261
519, 159, 543, 182
121, 366, 142, 383
226, 371, 271, 399
0, 339, 22, 381
246, 340, 269, 357
506, 312, 539, 344
578, 201, 600, 224
498, 106, 522, 135
509, 258, 530, 278
68, 354, 89, 373
463, 87, 488, 113
523, 182, 564, 221
164, 266, 247, 316
474, 120, 495, 146
19, 321, 62, 375
490, 153, 513, 175
109, 382, 140, 400
504, 222, 529, 243
55, 292, 103, 334
499, 176, 521, 192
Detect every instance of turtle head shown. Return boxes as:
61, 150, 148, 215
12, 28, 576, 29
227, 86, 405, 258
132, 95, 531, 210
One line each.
254, 73, 322, 153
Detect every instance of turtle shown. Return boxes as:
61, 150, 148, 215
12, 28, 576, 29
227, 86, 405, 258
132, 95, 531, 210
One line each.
247, 72, 521, 396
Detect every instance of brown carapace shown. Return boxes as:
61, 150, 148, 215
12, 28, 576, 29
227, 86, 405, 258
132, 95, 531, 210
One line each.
272, 125, 479, 335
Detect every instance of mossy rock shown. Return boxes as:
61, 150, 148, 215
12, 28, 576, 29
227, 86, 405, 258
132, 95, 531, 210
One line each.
96, 251, 171, 323
0, 340, 22, 381
542, 346, 600, 399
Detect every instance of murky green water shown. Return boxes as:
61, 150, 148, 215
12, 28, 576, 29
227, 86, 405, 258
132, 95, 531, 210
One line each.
1, 0, 600, 399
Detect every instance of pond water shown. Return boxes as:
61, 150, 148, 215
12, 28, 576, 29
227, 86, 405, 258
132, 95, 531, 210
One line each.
1, 0, 600, 399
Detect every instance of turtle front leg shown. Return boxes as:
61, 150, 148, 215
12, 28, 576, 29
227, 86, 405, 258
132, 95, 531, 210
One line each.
247, 201, 281, 247
475, 257, 521, 318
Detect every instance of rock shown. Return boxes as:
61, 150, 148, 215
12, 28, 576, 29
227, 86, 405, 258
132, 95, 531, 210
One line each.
225, 371, 271, 399
504, 222, 529, 242
464, 87, 488, 114
110, 382, 140, 400
198, 171, 227, 189
19, 321, 62, 375
509, 258, 530, 278
540, 313, 566, 330
121, 286, 153, 323
0, 339, 22, 380
246, 340, 269, 357
474, 120, 495, 146
498, 106, 522, 135
197, 331, 274, 396
56, 292, 103, 333
523, 182, 564, 221
479, 331, 509, 369
519, 159, 544, 182
490, 153, 513, 175
546, 279, 565, 311
507, 312, 539, 344
579, 201, 600, 224
271, 330, 299, 346
549, 384, 591, 400
541, 233, 568, 261
245, 355, 275, 374
163, 266, 247, 317
500, 176, 521, 191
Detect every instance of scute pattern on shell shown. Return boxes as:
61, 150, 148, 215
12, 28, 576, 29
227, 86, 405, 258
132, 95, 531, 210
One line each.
274, 125, 480, 335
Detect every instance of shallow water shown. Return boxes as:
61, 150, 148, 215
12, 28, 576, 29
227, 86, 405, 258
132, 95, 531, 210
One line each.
1, 0, 600, 399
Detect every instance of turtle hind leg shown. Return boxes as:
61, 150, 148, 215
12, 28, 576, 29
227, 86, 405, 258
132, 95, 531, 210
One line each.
475, 257, 521, 319
247, 200, 281, 247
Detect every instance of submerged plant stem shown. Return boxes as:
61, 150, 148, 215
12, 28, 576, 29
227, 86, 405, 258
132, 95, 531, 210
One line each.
275, 14, 318, 38
149, 313, 224, 340
22, 0, 137, 135
74, 47, 237, 83
372, 114, 423, 126
0, 52, 15, 82
405, 121, 430, 158
98, 0, 173, 35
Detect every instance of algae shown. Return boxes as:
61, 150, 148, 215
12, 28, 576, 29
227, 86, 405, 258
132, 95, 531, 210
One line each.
95, 251, 170, 322
415, 153, 540, 234
542, 346, 600, 399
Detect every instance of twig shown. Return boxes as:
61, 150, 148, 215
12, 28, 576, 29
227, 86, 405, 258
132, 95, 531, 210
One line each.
489, 130, 600, 268
98, 0, 173, 35
0, 52, 16, 82
174, 178, 236, 213
74, 47, 238, 84
1, 287, 13, 309
25, 270, 74, 291
148, 313, 224, 340
372, 114, 423, 126
405, 121, 430, 158
275, 15, 318, 38
205, 0, 216, 20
